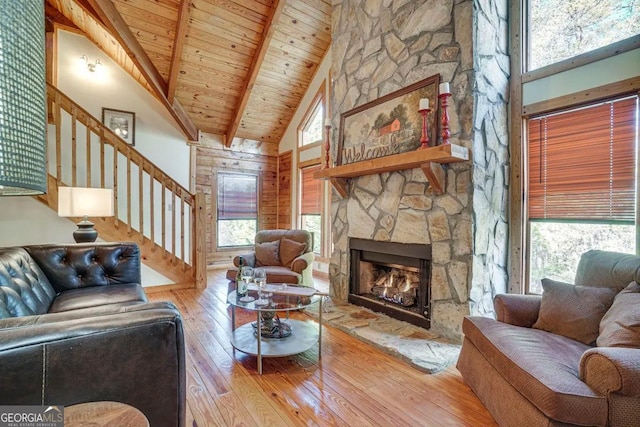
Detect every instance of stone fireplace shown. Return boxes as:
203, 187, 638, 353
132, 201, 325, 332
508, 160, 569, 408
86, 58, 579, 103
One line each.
349, 238, 431, 329
328, 0, 510, 342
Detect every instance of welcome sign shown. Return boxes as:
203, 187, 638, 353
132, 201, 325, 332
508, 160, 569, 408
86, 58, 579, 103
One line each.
337, 74, 440, 166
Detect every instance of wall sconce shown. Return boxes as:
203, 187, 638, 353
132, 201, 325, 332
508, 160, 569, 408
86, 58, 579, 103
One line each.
0, 1, 47, 196
80, 54, 102, 72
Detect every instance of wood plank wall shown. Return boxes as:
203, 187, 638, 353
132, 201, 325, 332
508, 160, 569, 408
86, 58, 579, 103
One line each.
196, 136, 278, 267
278, 150, 292, 229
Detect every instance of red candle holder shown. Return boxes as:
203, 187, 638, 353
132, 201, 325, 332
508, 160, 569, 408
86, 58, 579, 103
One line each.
418, 108, 431, 149
438, 92, 452, 145
322, 124, 331, 169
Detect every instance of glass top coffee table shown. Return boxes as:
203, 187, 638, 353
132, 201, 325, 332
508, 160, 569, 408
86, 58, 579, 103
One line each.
228, 284, 325, 374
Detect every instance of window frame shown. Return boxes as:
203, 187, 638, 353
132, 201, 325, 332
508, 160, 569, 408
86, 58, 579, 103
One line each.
297, 162, 326, 257
295, 79, 330, 260
298, 159, 324, 256
215, 171, 259, 250
297, 84, 326, 148
509, 0, 640, 294
523, 95, 639, 293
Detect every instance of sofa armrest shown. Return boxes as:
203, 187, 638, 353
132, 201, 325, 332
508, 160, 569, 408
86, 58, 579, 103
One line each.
233, 252, 256, 268
291, 251, 314, 274
0, 304, 185, 427
493, 294, 541, 327
580, 347, 640, 397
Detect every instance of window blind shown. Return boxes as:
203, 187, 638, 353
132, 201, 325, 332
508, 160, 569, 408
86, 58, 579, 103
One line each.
528, 96, 637, 222
301, 165, 322, 215
217, 173, 257, 220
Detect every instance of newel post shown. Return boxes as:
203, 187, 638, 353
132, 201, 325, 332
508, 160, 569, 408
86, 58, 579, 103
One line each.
194, 192, 207, 289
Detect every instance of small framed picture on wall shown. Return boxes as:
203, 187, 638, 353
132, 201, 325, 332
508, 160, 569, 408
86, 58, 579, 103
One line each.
102, 108, 136, 145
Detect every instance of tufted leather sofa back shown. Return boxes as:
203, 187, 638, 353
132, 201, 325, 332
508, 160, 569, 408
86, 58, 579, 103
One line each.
24, 243, 141, 293
0, 248, 57, 318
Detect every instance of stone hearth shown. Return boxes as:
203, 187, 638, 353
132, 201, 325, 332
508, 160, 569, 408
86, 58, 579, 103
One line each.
328, 0, 510, 342
306, 300, 460, 373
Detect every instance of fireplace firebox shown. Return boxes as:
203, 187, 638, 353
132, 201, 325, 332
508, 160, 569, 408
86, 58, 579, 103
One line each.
349, 238, 431, 329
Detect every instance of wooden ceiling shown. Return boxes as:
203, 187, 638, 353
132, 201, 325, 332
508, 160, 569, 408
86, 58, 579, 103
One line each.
46, 0, 331, 146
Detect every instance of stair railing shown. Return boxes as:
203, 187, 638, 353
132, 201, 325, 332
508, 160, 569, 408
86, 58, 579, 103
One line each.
46, 84, 206, 288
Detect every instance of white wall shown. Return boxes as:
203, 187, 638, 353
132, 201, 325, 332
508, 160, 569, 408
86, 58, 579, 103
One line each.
523, 48, 640, 106
57, 30, 190, 187
0, 197, 172, 286
52, 31, 192, 263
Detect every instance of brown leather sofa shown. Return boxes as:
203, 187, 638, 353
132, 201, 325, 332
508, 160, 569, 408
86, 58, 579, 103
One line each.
458, 250, 640, 427
226, 229, 315, 286
0, 243, 185, 427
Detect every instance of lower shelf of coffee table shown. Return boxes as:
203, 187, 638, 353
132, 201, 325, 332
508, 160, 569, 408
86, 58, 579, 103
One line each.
230, 319, 319, 357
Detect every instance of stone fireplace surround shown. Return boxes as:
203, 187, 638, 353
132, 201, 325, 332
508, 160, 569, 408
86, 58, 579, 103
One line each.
328, 0, 510, 342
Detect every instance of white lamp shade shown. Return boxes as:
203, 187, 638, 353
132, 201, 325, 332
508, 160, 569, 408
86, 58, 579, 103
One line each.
58, 187, 114, 217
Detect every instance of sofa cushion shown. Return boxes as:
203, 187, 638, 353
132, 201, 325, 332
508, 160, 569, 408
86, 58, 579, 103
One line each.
279, 238, 307, 268
255, 241, 281, 267
463, 316, 607, 426
533, 278, 618, 345
597, 281, 640, 348
0, 248, 56, 318
48, 283, 147, 313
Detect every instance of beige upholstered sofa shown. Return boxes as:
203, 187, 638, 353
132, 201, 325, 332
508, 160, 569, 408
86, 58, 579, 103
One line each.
458, 250, 640, 427
226, 229, 314, 287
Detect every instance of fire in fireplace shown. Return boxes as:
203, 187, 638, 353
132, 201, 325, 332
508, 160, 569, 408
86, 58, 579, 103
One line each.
368, 265, 420, 307
349, 238, 431, 329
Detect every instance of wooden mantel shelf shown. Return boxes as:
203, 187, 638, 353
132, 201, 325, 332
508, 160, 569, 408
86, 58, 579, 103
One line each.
314, 144, 469, 197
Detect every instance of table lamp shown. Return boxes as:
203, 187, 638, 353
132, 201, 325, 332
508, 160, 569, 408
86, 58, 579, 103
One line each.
58, 187, 114, 243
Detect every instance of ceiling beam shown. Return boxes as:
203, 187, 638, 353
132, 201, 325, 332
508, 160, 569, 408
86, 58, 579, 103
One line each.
224, 0, 285, 147
45, 2, 82, 33
167, 0, 191, 104
85, 0, 199, 141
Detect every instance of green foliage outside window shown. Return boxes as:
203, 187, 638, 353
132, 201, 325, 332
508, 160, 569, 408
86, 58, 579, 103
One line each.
529, 221, 635, 293
301, 214, 321, 254
529, 0, 640, 70
218, 219, 256, 247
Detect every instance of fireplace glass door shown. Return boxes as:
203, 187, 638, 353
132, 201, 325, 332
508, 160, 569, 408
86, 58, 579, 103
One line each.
349, 239, 431, 329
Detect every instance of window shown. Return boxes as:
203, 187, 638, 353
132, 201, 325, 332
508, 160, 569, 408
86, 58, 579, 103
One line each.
217, 172, 258, 247
300, 165, 322, 254
300, 89, 325, 146
527, 95, 638, 293
528, 0, 640, 70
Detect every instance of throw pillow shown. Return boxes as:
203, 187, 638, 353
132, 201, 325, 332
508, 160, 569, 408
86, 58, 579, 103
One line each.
532, 278, 619, 345
597, 281, 640, 348
279, 238, 307, 268
255, 241, 281, 267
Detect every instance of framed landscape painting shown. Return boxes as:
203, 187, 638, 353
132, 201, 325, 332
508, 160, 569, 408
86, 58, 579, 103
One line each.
336, 74, 440, 166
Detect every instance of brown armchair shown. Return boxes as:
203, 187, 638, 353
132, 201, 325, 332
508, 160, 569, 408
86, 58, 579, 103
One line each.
457, 250, 640, 427
226, 230, 315, 287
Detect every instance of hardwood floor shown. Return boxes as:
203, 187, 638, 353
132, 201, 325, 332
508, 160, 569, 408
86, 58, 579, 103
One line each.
148, 269, 497, 427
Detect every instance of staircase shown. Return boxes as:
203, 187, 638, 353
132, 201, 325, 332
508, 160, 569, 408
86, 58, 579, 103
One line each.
38, 84, 206, 288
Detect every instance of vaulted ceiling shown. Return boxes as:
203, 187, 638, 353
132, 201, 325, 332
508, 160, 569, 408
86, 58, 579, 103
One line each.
45, 0, 332, 146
